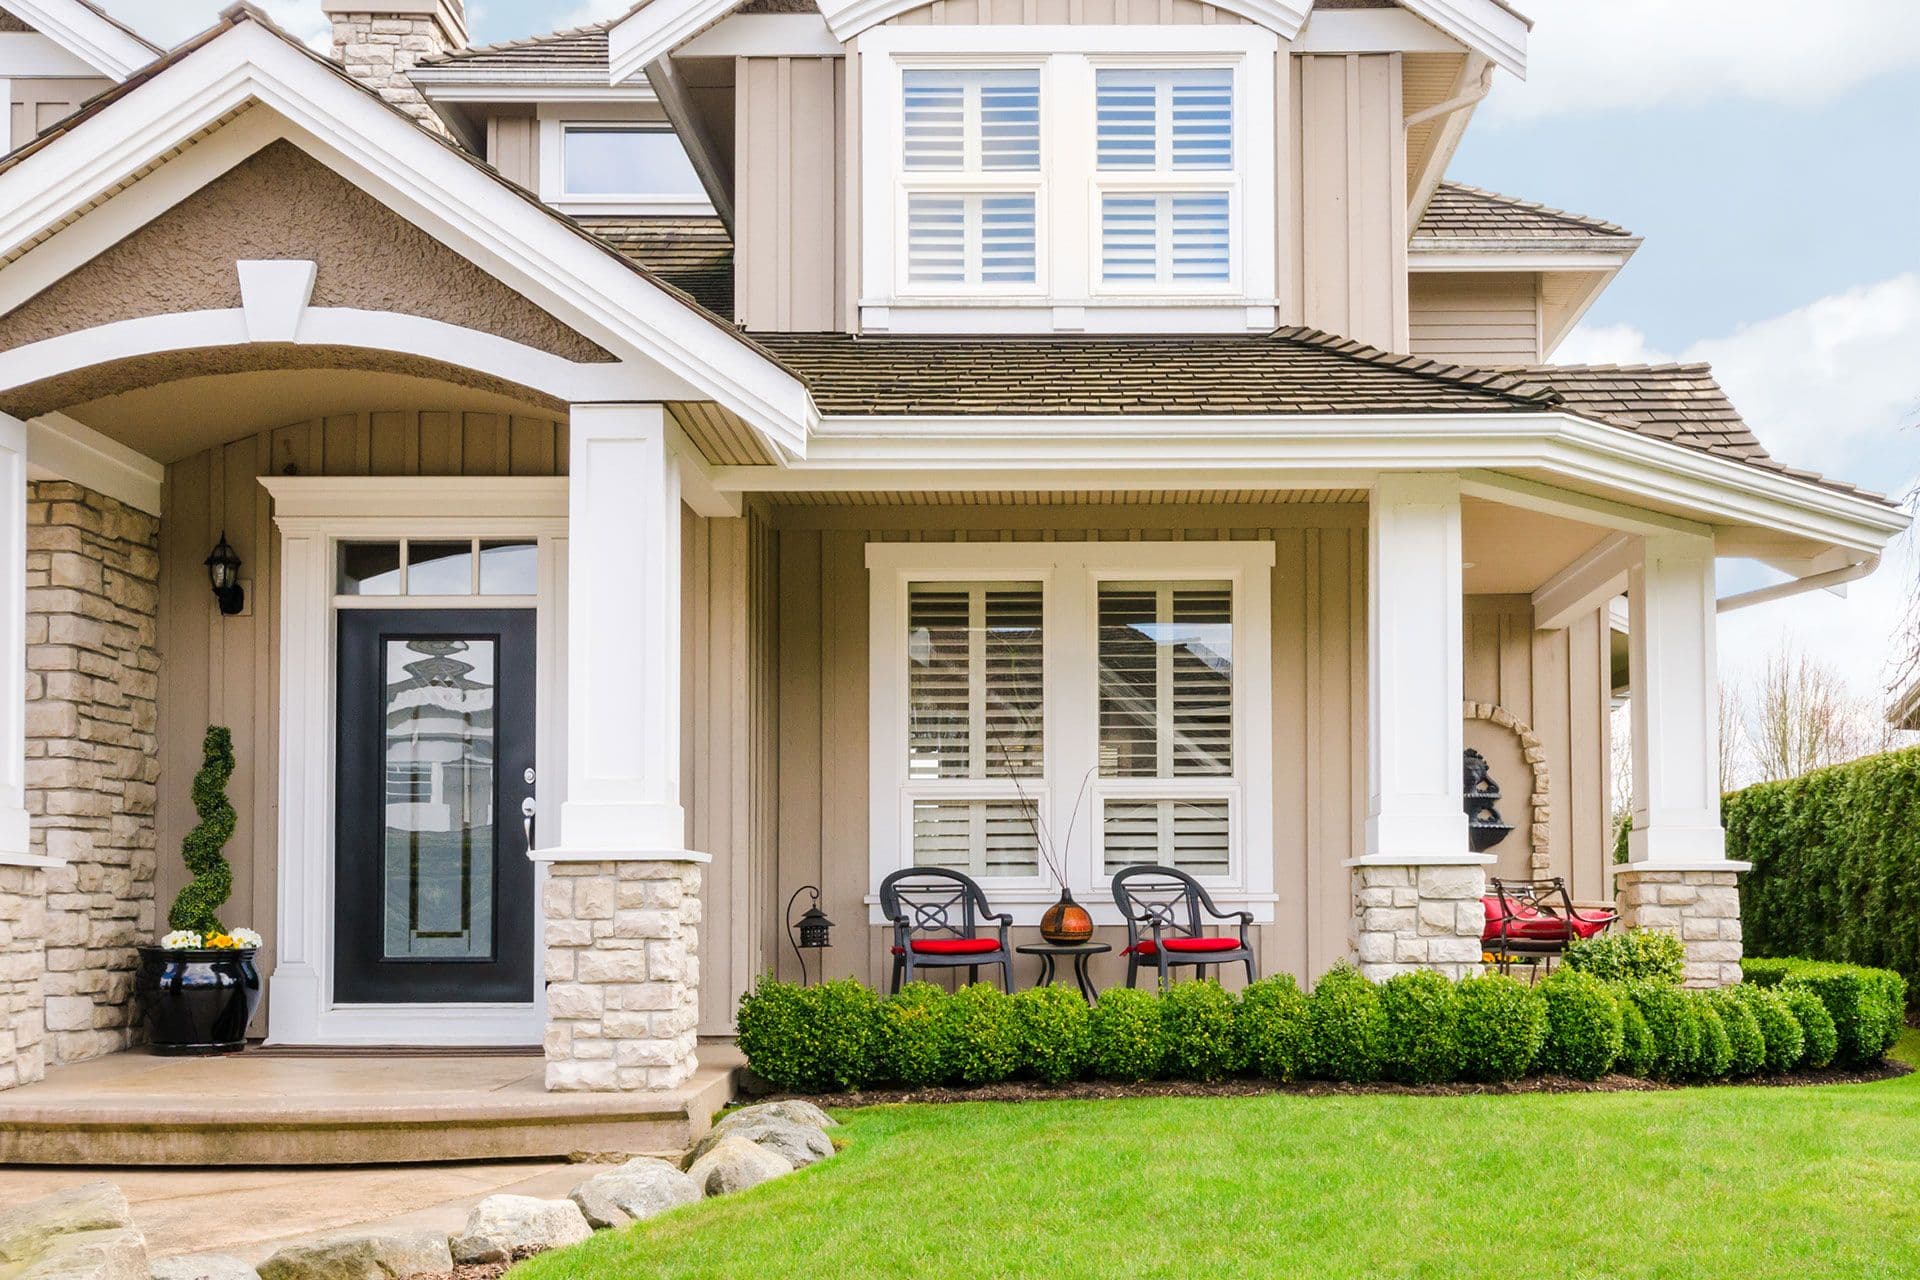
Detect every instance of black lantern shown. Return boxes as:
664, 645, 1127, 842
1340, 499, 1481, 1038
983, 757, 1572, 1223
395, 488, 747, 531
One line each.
205, 533, 245, 617
785, 884, 833, 985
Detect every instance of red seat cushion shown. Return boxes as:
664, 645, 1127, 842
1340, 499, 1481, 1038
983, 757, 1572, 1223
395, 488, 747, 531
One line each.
1481, 896, 1616, 943
1126, 936, 1242, 956
889, 937, 1001, 956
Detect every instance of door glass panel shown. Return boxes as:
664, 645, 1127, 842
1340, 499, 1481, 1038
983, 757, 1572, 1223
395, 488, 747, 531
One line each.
339, 542, 402, 596
382, 637, 496, 960
407, 541, 474, 595
478, 540, 538, 595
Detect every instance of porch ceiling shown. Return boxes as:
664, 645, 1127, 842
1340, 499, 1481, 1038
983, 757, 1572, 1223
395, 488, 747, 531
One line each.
1461, 496, 1610, 595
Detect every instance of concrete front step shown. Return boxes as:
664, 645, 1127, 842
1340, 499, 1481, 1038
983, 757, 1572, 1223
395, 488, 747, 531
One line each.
0, 1050, 740, 1166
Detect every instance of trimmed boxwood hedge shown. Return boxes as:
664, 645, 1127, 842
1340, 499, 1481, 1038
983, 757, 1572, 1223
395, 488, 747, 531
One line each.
735, 952, 1899, 1093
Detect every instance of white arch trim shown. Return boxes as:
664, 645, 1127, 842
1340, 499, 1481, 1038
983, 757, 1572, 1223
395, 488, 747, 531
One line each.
0, 307, 680, 406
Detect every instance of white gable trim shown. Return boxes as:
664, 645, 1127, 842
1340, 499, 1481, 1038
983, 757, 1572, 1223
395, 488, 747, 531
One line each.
1396, 0, 1528, 78
0, 17, 814, 455
0, 0, 155, 80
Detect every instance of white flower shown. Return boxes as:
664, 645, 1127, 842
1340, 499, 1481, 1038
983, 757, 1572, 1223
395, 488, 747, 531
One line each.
161, 930, 203, 949
228, 927, 263, 949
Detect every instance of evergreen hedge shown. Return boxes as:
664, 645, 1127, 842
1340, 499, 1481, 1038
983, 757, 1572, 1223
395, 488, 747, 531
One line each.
736, 953, 1899, 1094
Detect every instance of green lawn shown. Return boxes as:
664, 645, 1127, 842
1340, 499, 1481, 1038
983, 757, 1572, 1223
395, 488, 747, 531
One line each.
515, 1032, 1920, 1280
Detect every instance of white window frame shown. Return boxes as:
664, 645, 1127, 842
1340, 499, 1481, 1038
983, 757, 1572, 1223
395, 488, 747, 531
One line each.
536, 104, 714, 216
868, 540, 1275, 925
858, 25, 1278, 332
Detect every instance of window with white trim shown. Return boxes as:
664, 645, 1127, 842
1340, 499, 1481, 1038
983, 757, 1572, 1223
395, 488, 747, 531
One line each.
900, 69, 1043, 290
1094, 69, 1234, 288
869, 543, 1275, 922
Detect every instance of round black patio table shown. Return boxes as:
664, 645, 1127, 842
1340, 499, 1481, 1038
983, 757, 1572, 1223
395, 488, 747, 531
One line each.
1017, 942, 1113, 1001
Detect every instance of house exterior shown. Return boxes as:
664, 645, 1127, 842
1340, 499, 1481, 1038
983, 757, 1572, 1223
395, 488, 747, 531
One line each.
0, 0, 1902, 1095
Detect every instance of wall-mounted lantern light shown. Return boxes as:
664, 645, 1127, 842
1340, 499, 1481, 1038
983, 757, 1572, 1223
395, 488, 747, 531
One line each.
786, 884, 833, 985
205, 533, 245, 616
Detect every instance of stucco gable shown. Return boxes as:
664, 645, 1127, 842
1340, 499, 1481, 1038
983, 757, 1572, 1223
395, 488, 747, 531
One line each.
0, 139, 616, 364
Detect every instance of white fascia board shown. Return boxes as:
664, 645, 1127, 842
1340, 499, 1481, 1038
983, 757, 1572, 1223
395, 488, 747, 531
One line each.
609, 0, 730, 84
0, 19, 815, 457
717, 410, 1907, 553
1408, 242, 1639, 271
415, 76, 662, 102
823, 0, 1307, 41
0, 31, 100, 77
678, 13, 844, 58
1294, 8, 1466, 54
1396, 0, 1528, 78
0, 0, 155, 80
25, 411, 163, 515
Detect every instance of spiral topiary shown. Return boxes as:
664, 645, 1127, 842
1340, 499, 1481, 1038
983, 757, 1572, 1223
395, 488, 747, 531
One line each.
167, 725, 236, 936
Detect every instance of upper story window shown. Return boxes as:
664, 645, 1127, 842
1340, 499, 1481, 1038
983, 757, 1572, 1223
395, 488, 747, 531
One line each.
538, 112, 713, 216
860, 27, 1277, 333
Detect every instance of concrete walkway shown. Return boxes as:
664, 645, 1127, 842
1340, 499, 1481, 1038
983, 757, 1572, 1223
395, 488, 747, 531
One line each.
0, 1159, 601, 1264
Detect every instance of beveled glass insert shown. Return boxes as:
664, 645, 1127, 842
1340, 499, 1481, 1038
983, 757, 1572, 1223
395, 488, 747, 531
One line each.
338, 542, 402, 596
407, 541, 474, 595
382, 636, 496, 960
478, 540, 538, 596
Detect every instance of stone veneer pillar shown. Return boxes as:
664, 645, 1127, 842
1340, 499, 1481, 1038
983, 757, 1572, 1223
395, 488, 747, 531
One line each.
25, 481, 159, 1066
542, 860, 701, 1091
0, 863, 46, 1088
322, 0, 467, 135
1613, 868, 1743, 988
1352, 862, 1486, 981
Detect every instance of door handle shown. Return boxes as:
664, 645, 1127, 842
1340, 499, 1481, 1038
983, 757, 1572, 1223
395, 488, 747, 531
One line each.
521, 796, 536, 851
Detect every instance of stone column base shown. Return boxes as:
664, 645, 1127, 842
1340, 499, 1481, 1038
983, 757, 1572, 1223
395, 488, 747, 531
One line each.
1351, 861, 1486, 982
0, 863, 48, 1090
1614, 867, 1743, 988
540, 860, 701, 1092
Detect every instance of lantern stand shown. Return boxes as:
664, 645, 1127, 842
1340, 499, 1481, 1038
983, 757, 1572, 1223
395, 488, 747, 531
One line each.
786, 884, 833, 986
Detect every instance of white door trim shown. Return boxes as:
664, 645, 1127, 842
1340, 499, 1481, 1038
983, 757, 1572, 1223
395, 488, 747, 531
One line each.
263, 476, 568, 1047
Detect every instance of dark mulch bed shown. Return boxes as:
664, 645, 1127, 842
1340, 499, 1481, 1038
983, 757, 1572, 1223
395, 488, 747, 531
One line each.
749, 1057, 1910, 1107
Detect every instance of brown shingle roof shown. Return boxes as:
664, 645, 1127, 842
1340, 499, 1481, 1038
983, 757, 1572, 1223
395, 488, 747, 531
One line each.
751, 329, 1563, 416
1418, 182, 1632, 241
418, 21, 611, 68
578, 215, 733, 317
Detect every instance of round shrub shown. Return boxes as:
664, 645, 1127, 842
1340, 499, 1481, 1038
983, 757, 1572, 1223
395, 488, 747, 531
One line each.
1707, 990, 1765, 1076
1690, 994, 1733, 1079
1614, 991, 1655, 1078
1160, 980, 1241, 1081
1562, 928, 1686, 985
941, 983, 1021, 1085
1235, 974, 1310, 1081
736, 977, 813, 1092
1090, 986, 1167, 1082
808, 978, 885, 1090
878, 982, 951, 1086
1780, 985, 1838, 1069
1732, 984, 1804, 1074
1011, 985, 1091, 1085
1535, 969, 1623, 1080
1379, 971, 1462, 1085
1304, 964, 1387, 1083
736, 976, 881, 1093
1621, 980, 1700, 1080
1454, 974, 1546, 1083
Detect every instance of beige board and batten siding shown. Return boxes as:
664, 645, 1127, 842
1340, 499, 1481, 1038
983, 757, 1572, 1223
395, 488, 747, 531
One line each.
11, 77, 112, 143
155, 409, 569, 1037
1409, 272, 1543, 365
486, 111, 539, 190
735, 57, 846, 332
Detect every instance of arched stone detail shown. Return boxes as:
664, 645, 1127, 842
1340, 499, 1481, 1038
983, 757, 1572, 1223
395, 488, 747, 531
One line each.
1464, 701, 1550, 875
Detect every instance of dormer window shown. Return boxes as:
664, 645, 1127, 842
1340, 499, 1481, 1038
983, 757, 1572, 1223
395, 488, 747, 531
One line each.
861, 27, 1277, 333
537, 111, 714, 216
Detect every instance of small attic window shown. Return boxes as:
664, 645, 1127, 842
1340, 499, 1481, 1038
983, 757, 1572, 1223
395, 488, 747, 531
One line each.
560, 124, 705, 200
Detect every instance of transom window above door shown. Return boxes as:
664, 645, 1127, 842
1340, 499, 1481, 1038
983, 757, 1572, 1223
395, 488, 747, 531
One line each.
868, 542, 1275, 923
337, 539, 537, 598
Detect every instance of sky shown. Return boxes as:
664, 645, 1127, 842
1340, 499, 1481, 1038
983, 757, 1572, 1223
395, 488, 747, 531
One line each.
93, 0, 1920, 706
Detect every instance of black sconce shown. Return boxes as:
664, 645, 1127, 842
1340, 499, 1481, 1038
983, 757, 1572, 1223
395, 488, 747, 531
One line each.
786, 884, 833, 985
205, 532, 245, 616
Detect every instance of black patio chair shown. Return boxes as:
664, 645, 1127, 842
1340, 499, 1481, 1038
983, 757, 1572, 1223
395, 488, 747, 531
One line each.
1483, 876, 1618, 979
878, 867, 1014, 993
1111, 865, 1256, 990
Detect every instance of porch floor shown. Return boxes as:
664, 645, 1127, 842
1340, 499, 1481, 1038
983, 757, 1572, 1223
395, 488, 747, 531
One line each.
0, 1046, 742, 1166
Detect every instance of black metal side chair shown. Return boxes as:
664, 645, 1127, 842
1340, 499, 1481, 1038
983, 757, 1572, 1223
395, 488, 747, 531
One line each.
1483, 876, 1619, 979
878, 867, 1014, 993
1111, 865, 1256, 990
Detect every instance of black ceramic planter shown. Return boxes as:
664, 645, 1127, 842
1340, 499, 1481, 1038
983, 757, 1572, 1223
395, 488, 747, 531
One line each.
133, 945, 262, 1055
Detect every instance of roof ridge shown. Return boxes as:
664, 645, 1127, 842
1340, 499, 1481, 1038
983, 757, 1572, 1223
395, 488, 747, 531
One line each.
419, 18, 613, 65
1513, 360, 1717, 377
1432, 180, 1632, 237
1271, 326, 1565, 408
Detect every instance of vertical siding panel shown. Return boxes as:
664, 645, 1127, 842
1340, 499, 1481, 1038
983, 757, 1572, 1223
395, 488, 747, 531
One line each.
818, 530, 870, 986
1568, 610, 1608, 902
1533, 622, 1574, 882
1270, 528, 1309, 979
417, 412, 459, 475
154, 455, 212, 926
461, 413, 510, 476
366, 411, 413, 476
776, 528, 823, 984
509, 417, 555, 476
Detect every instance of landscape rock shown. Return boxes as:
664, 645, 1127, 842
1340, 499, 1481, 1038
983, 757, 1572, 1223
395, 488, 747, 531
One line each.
448, 1196, 591, 1265
255, 1231, 450, 1280
149, 1254, 259, 1280
688, 1116, 834, 1170
0, 1181, 148, 1280
567, 1159, 701, 1230
685, 1135, 793, 1197
714, 1100, 837, 1132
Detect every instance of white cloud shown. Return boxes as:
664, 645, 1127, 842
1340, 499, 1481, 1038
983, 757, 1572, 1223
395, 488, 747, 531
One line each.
1485, 0, 1920, 121
98, 1, 336, 50
1553, 322, 1672, 367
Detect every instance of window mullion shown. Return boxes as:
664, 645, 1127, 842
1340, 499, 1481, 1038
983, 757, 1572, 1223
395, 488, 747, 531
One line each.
968, 586, 988, 780
1156, 584, 1174, 776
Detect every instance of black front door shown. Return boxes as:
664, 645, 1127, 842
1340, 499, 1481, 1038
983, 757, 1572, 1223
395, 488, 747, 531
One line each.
334, 608, 537, 1004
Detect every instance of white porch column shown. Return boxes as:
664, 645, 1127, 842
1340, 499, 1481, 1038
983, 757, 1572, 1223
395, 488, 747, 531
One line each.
0, 413, 48, 1091
1351, 473, 1486, 980
535, 402, 703, 1092
1618, 532, 1746, 986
